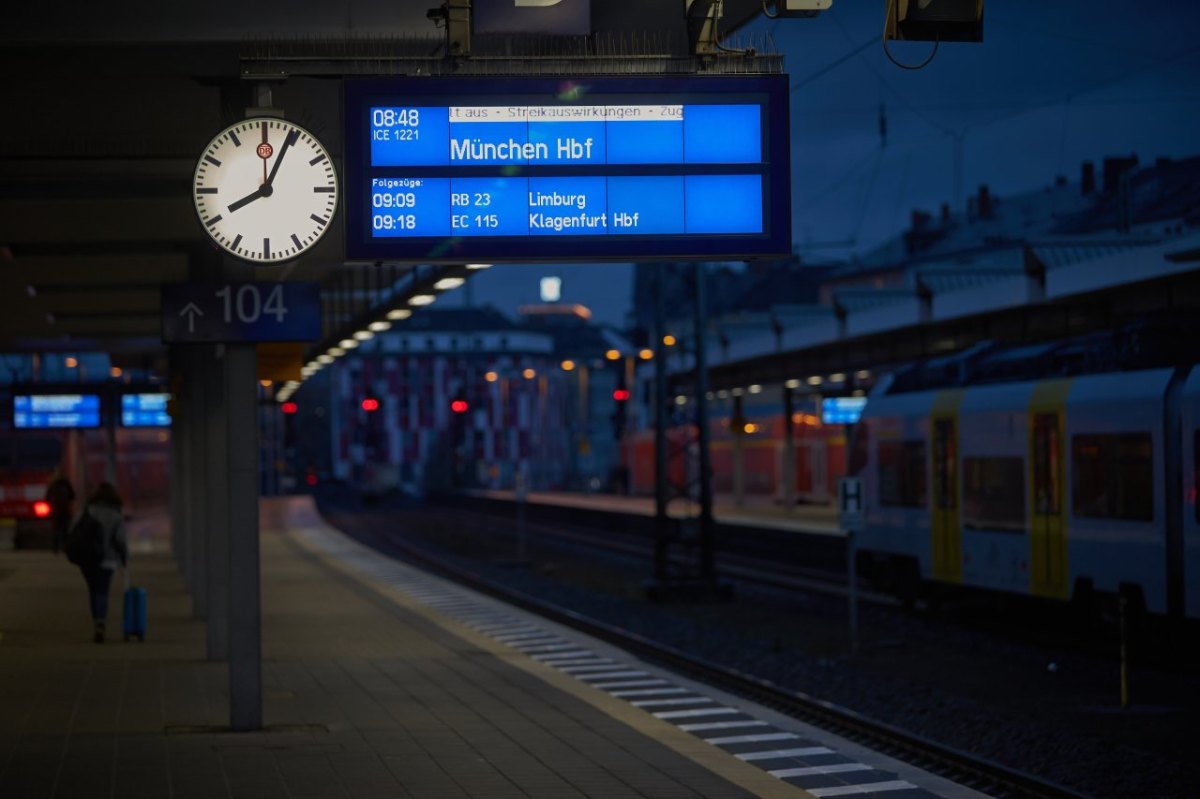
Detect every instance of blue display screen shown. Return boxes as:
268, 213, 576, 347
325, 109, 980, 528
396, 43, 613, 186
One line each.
120, 393, 171, 427
344, 76, 791, 262
13, 394, 102, 429
822, 397, 867, 425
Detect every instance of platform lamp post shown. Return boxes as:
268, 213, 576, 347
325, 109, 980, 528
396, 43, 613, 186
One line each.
653, 263, 670, 585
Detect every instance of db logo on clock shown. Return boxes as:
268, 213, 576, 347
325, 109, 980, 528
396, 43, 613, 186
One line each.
257, 143, 273, 159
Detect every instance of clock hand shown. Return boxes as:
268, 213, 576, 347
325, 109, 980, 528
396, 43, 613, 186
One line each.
264, 129, 300, 187
261, 121, 269, 185
227, 186, 266, 213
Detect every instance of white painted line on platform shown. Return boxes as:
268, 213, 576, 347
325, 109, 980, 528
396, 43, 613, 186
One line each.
705, 732, 800, 745
631, 697, 714, 708
546, 659, 616, 668
533, 650, 594, 661
737, 746, 834, 761
578, 670, 648, 681
558, 663, 628, 674
591, 679, 668, 689
654, 707, 740, 720
807, 781, 917, 797
769, 763, 873, 778
610, 687, 691, 698
679, 720, 769, 732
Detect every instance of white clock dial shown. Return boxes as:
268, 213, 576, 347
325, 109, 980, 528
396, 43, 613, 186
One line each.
193, 117, 338, 264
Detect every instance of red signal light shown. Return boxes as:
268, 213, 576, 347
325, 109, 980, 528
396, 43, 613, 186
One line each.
281, 402, 298, 415
33, 501, 51, 518
613, 388, 631, 401
450, 399, 469, 414
361, 398, 380, 412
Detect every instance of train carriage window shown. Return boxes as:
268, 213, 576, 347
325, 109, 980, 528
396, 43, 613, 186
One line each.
963, 457, 1026, 533
1071, 433, 1153, 521
877, 439, 927, 508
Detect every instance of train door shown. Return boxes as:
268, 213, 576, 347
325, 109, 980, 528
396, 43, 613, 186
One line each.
931, 391, 963, 583
1029, 381, 1071, 599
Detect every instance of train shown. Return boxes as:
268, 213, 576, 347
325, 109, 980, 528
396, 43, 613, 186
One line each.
621, 328, 1199, 620
0, 428, 170, 549
854, 363, 1199, 620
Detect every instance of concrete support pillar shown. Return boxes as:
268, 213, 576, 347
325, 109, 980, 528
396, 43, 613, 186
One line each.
176, 350, 195, 582
187, 346, 209, 620
227, 342, 262, 730
206, 345, 230, 661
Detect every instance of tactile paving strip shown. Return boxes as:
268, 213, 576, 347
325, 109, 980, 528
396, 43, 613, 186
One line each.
294, 525, 939, 798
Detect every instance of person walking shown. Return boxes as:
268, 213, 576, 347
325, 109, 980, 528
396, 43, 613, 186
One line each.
69, 482, 129, 643
45, 469, 76, 554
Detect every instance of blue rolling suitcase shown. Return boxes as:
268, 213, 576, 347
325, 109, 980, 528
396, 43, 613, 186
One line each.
123, 573, 147, 642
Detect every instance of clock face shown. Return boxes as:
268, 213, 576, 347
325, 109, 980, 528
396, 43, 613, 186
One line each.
193, 117, 338, 264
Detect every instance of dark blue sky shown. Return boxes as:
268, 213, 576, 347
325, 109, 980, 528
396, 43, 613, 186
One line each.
451, 2, 1200, 326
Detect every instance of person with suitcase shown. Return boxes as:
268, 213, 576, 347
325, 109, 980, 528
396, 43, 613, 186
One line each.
66, 482, 129, 643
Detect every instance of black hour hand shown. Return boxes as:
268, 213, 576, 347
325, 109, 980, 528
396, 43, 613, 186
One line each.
227, 186, 265, 213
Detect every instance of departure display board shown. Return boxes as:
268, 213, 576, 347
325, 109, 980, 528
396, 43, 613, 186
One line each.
120, 393, 171, 427
344, 75, 790, 262
13, 394, 102, 429
822, 397, 867, 425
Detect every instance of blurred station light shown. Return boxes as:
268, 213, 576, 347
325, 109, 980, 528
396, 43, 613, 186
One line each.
361, 398, 380, 412
408, 294, 436, 306
65, 357, 78, 368
605, 349, 621, 361
785, 378, 801, 389
317, 354, 334, 365
353, 330, 374, 341
33, 501, 51, 518
484, 371, 499, 382
387, 308, 412, 321
522, 368, 536, 379
748, 384, 762, 394
110, 367, 122, 378
281, 402, 298, 415
613, 388, 631, 401
560, 359, 576, 371
829, 372, 846, 383
638, 349, 653, 360
662, 334, 677, 347
435, 277, 465, 291
806, 376, 823, 386
465, 263, 491, 270
450, 398, 469, 414
368, 321, 391, 332
328, 347, 345, 357
339, 338, 359, 349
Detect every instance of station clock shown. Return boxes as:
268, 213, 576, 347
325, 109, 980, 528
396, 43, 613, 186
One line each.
193, 117, 338, 264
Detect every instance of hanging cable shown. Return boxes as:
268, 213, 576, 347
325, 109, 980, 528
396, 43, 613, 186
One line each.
881, 0, 940, 71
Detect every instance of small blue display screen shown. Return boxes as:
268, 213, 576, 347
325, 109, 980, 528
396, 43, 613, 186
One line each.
13, 394, 102, 429
120, 393, 171, 427
822, 397, 867, 425
344, 76, 791, 262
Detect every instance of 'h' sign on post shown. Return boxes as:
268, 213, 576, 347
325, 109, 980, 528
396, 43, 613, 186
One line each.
838, 477, 865, 532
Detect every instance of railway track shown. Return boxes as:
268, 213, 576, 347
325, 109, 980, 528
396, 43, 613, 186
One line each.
335, 501, 1091, 799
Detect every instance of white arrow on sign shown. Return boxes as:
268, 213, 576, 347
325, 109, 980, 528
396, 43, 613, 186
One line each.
179, 302, 204, 333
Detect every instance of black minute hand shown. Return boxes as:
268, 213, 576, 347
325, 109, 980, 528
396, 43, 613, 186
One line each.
264, 129, 300, 187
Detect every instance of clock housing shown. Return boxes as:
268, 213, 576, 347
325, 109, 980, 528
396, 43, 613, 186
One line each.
193, 117, 338, 264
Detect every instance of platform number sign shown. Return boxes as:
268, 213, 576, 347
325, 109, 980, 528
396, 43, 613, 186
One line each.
160, 282, 321, 343
838, 477, 865, 532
